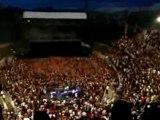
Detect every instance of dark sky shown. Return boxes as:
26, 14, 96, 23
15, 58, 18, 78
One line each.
0, 0, 160, 9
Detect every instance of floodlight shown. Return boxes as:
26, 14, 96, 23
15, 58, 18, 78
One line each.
156, 16, 160, 23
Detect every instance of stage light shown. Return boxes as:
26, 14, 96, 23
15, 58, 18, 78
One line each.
27, 19, 31, 23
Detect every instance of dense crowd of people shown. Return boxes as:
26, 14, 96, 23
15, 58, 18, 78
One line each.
108, 29, 160, 119
0, 54, 116, 120
0, 29, 160, 120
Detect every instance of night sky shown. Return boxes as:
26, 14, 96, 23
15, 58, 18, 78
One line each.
0, 0, 160, 9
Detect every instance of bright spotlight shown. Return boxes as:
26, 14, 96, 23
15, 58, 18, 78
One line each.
156, 16, 160, 23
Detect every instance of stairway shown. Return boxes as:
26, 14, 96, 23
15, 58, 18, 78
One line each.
2, 92, 14, 110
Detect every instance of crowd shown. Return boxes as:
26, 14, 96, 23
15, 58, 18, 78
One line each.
0, 29, 160, 120
108, 29, 160, 119
0, 54, 115, 120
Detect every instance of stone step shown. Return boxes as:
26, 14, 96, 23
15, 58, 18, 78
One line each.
3, 92, 14, 110
0, 97, 8, 110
